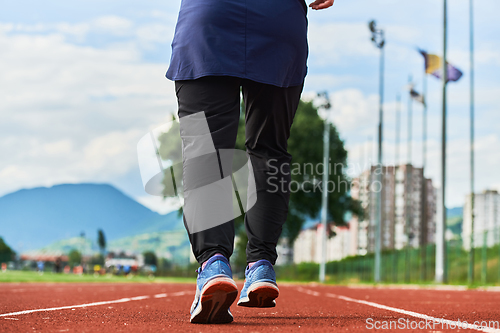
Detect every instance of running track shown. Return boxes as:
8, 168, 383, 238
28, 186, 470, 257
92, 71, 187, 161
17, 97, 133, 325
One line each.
1, 282, 500, 332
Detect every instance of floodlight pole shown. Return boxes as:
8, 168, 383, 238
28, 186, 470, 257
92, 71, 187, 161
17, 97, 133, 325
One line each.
395, 94, 401, 169
392, 94, 401, 282
468, 0, 475, 285
407, 75, 413, 168
405, 75, 413, 283
319, 91, 331, 283
368, 20, 385, 283
436, 0, 448, 284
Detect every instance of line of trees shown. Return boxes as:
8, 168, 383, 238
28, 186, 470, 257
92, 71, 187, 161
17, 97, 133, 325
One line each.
0, 237, 15, 263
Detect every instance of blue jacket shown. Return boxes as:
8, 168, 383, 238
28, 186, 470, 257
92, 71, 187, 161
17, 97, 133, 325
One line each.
166, 0, 308, 88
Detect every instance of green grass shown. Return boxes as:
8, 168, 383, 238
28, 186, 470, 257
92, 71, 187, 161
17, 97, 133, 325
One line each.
0, 270, 195, 284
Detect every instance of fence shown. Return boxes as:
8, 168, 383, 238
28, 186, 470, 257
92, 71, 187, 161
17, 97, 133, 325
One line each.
322, 227, 500, 285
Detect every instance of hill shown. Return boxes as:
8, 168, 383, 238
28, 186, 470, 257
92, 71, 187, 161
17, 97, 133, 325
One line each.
108, 231, 190, 265
23, 230, 191, 265
447, 206, 463, 236
447, 207, 463, 220
0, 184, 184, 252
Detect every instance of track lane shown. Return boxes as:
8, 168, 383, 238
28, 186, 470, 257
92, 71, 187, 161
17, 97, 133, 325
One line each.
1, 283, 499, 332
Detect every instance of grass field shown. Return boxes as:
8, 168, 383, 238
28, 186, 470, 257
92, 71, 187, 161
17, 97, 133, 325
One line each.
0, 270, 195, 284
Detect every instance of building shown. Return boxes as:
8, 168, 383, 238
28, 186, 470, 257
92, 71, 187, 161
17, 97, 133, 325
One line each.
351, 164, 437, 254
291, 163, 437, 263
463, 190, 500, 250
293, 223, 353, 263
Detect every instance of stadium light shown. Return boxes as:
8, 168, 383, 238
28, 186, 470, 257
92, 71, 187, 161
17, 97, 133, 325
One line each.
368, 20, 385, 283
317, 91, 331, 284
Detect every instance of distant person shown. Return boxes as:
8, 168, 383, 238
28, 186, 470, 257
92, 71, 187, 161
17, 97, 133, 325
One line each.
54, 257, 62, 273
37, 260, 44, 274
166, 0, 334, 324
94, 264, 101, 276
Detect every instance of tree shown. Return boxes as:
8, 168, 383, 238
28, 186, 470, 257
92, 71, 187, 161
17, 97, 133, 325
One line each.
89, 254, 105, 266
68, 249, 82, 267
0, 237, 15, 262
97, 229, 106, 254
143, 251, 158, 266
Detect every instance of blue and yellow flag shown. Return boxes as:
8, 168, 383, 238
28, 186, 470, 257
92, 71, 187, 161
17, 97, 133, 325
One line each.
419, 49, 463, 82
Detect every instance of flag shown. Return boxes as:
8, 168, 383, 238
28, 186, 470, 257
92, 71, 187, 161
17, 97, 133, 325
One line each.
419, 49, 463, 82
410, 87, 425, 106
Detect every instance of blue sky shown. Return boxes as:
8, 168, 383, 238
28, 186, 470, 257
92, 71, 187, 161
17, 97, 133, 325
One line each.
1, 0, 499, 212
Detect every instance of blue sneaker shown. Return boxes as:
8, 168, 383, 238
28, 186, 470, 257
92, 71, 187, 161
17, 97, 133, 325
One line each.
237, 259, 279, 308
190, 254, 238, 324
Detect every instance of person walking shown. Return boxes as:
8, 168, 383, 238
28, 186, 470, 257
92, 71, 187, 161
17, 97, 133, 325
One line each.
166, 0, 334, 324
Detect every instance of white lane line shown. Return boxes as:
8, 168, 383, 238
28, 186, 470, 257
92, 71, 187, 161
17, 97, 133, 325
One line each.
130, 296, 149, 301
154, 293, 168, 298
0, 290, 191, 318
297, 287, 500, 333
3, 318, 19, 320
170, 291, 190, 296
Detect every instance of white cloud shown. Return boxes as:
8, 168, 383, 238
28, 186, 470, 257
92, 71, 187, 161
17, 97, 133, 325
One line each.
43, 140, 73, 155
136, 23, 174, 44
0, 20, 177, 197
92, 16, 134, 36
136, 195, 182, 215
1, 1, 499, 212
303, 84, 500, 208
344, 133, 500, 208
304, 74, 361, 91
329, 88, 379, 137
308, 22, 377, 66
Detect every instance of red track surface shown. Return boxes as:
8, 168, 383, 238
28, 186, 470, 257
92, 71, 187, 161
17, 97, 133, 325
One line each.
1, 282, 500, 332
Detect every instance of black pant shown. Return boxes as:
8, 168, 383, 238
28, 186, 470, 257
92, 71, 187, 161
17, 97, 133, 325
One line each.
175, 76, 303, 265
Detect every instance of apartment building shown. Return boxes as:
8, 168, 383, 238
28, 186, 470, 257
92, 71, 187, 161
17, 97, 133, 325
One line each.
463, 190, 500, 250
352, 164, 437, 254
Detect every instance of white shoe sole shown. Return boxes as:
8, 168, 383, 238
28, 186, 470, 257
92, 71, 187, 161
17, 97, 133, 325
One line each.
190, 277, 238, 324
237, 281, 279, 308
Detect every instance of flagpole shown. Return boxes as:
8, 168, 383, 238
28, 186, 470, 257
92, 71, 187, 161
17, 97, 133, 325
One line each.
422, 75, 427, 174
393, 94, 401, 276
396, 94, 401, 168
436, 0, 448, 284
421, 67, 428, 282
405, 75, 413, 283
407, 75, 413, 167
468, 0, 475, 285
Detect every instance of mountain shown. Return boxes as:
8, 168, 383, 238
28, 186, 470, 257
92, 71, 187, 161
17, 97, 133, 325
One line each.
447, 206, 463, 236
447, 207, 463, 219
23, 230, 191, 265
108, 231, 191, 265
0, 184, 184, 252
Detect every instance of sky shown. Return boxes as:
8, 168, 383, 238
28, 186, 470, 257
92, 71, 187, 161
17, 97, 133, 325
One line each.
1, 0, 499, 214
